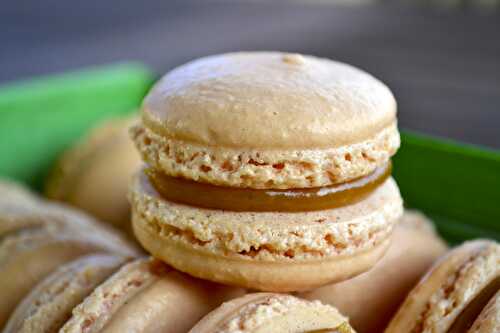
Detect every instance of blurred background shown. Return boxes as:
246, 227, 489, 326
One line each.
1, 0, 499, 148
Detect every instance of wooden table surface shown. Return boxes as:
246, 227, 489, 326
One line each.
1, 0, 499, 148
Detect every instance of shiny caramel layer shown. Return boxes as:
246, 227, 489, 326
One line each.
146, 162, 391, 212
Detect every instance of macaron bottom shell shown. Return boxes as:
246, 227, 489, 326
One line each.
131, 173, 402, 292
133, 216, 391, 292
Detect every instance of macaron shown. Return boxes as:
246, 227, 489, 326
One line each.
0, 179, 39, 206
60, 257, 245, 333
0, 198, 137, 255
299, 210, 448, 333
385, 239, 500, 333
468, 290, 499, 333
130, 51, 403, 291
0, 204, 138, 328
189, 293, 355, 333
4, 254, 128, 333
45, 116, 141, 233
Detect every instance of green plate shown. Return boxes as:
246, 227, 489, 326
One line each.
0, 64, 498, 244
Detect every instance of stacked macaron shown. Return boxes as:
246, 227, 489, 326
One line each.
130, 51, 403, 291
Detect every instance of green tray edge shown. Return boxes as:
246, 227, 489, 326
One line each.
0, 62, 155, 189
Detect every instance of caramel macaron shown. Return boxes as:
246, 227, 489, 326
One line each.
130, 52, 403, 291
0, 202, 138, 328
189, 293, 355, 333
46, 116, 141, 233
299, 210, 448, 333
385, 239, 500, 333
61, 258, 244, 333
4, 254, 128, 333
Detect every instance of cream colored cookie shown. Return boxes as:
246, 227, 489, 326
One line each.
132, 51, 399, 189
4, 254, 128, 333
0, 222, 134, 329
189, 293, 355, 333
130, 172, 402, 291
385, 239, 500, 333
46, 116, 141, 232
299, 210, 448, 333
61, 258, 244, 333
467, 290, 499, 333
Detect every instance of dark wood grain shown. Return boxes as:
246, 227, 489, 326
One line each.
1, 0, 499, 148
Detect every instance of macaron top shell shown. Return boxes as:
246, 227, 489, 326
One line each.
61, 258, 244, 333
385, 239, 500, 333
143, 52, 396, 149
189, 293, 355, 333
134, 52, 399, 189
4, 254, 127, 333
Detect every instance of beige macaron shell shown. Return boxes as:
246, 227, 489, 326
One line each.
385, 239, 500, 333
136, 51, 399, 189
189, 293, 355, 333
3, 254, 128, 333
131, 172, 402, 291
46, 116, 141, 230
0, 179, 39, 206
467, 290, 500, 333
0, 199, 137, 256
61, 258, 244, 333
298, 210, 448, 333
0, 226, 124, 329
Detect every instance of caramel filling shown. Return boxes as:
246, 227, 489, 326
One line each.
146, 163, 391, 212
446, 276, 500, 333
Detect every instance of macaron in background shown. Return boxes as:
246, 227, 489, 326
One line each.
60, 257, 245, 333
189, 293, 356, 333
45, 115, 142, 234
385, 239, 500, 333
298, 210, 448, 333
3, 254, 129, 333
130, 51, 403, 292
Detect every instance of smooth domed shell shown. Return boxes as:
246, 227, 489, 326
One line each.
143, 52, 396, 149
